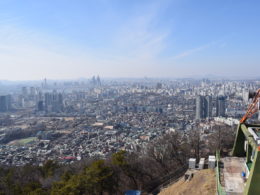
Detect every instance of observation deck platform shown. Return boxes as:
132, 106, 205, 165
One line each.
221, 157, 246, 195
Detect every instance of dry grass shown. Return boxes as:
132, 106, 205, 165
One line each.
159, 169, 216, 195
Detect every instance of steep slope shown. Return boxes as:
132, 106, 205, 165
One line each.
159, 169, 216, 195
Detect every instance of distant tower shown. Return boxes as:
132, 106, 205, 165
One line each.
44, 92, 52, 112
22, 87, 28, 97
42, 78, 47, 89
37, 100, 44, 111
196, 96, 203, 120
30, 87, 36, 98
196, 95, 213, 119
0, 95, 11, 112
216, 96, 226, 117
44, 93, 51, 106
7, 95, 11, 111
96, 75, 101, 86
205, 96, 212, 118
91, 76, 96, 85
57, 93, 64, 112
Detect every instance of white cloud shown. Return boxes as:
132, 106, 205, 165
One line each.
112, 5, 169, 59
171, 41, 218, 60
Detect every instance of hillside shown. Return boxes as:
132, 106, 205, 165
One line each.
159, 169, 216, 195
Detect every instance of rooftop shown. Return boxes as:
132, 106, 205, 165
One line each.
221, 157, 246, 195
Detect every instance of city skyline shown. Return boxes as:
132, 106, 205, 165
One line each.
1, 0, 260, 80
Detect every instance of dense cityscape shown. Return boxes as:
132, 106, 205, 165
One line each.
1, 0, 260, 194
0, 77, 259, 166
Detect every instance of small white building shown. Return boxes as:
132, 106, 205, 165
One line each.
208, 155, 216, 169
199, 158, 205, 169
189, 158, 196, 169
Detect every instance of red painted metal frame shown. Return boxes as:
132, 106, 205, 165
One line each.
240, 89, 260, 123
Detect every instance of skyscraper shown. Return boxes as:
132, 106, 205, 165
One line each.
216, 96, 226, 117
0, 95, 11, 112
196, 96, 204, 120
22, 87, 28, 97
43, 92, 64, 112
195, 95, 213, 119
30, 87, 36, 97
37, 100, 44, 111
96, 75, 101, 86
205, 96, 212, 118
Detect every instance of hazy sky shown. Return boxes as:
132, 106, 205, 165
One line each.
0, 0, 260, 80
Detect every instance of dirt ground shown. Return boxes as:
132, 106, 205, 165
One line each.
159, 169, 216, 195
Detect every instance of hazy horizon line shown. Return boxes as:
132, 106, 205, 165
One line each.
0, 74, 260, 83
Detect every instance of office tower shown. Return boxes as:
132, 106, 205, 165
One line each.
44, 92, 55, 112
0, 95, 11, 112
195, 95, 213, 119
37, 100, 44, 111
196, 96, 204, 119
216, 96, 226, 117
53, 93, 64, 112
205, 96, 212, 118
96, 75, 101, 86
30, 87, 36, 96
36, 91, 43, 103
91, 76, 96, 85
20, 97, 25, 108
22, 87, 28, 97
44, 78, 47, 88
43, 92, 64, 112
58, 93, 63, 105
44, 93, 52, 108
7, 95, 11, 110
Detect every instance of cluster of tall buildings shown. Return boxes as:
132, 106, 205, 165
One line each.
38, 92, 64, 113
20, 86, 64, 113
196, 95, 226, 119
91, 75, 101, 86
22, 86, 37, 97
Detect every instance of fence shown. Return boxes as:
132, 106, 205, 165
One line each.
216, 151, 226, 195
148, 166, 187, 194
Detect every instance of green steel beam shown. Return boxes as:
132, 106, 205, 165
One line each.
232, 124, 258, 156
231, 123, 260, 195
244, 148, 260, 195
232, 124, 246, 156
246, 144, 252, 164
241, 124, 258, 149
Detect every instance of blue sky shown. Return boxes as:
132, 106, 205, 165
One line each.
0, 0, 260, 80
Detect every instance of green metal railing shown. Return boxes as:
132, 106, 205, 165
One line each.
216, 151, 226, 195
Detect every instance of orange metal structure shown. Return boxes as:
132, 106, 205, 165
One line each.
240, 88, 260, 123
